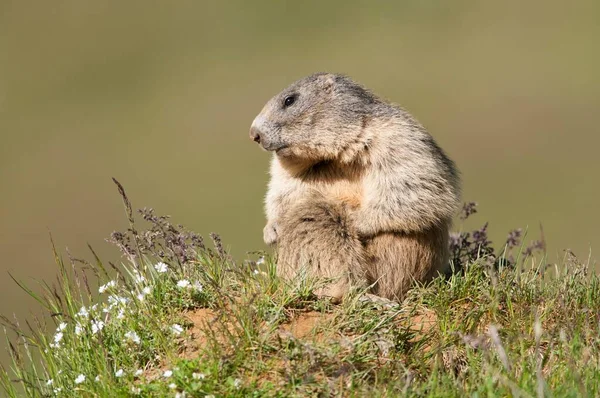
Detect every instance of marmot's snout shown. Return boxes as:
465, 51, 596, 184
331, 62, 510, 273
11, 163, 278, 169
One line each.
249, 124, 261, 144
250, 114, 286, 152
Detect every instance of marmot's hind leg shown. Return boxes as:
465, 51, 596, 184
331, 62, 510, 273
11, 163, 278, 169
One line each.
364, 224, 450, 301
276, 195, 366, 302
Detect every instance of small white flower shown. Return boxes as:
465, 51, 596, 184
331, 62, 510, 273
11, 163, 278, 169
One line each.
256, 256, 265, 265
171, 324, 184, 336
233, 378, 241, 389
75, 323, 83, 336
175, 392, 187, 398
154, 262, 168, 273
136, 293, 145, 301
177, 279, 190, 289
133, 270, 146, 284
124, 330, 140, 344
163, 370, 173, 378
253, 269, 259, 275
53, 332, 64, 344
131, 386, 141, 394
192, 281, 203, 292
91, 304, 98, 311
142, 286, 152, 295
74, 374, 86, 384
108, 296, 129, 305
115, 369, 124, 378
91, 320, 105, 334
46, 379, 53, 386
168, 383, 177, 389
95, 375, 101, 382
77, 306, 89, 318
134, 369, 143, 377
116, 309, 125, 320
57, 322, 67, 331
53, 387, 62, 393
192, 372, 205, 380
99, 280, 116, 293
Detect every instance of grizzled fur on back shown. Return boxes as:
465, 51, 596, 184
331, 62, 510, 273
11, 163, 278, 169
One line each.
250, 73, 461, 301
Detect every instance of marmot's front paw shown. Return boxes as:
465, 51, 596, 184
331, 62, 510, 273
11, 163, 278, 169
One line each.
263, 222, 279, 246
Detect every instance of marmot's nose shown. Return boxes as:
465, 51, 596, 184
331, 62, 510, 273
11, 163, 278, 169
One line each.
249, 125, 262, 144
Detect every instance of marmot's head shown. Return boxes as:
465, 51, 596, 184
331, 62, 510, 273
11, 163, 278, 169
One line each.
250, 73, 380, 164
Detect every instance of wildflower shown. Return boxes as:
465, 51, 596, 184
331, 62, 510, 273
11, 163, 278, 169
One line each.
115, 369, 124, 378
253, 269, 259, 275
108, 295, 129, 306
192, 281, 203, 292
175, 393, 187, 398
163, 370, 173, 378
53, 332, 64, 344
171, 324, 184, 336
75, 324, 83, 336
177, 279, 191, 289
131, 386, 141, 394
124, 330, 141, 344
506, 228, 523, 249
91, 320, 105, 334
256, 256, 265, 265
57, 322, 67, 331
99, 280, 116, 293
136, 293, 145, 302
46, 379, 53, 386
116, 309, 126, 320
74, 374, 86, 384
168, 383, 177, 389
53, 387, 62, 393
154, 262, 168, 273
91, 304, 98, 311
95, 375, 101, 382
233, 378, 241, 388
192, 372, 205, 380
133, 270, 146, 284
77, 306, 89, 318
134, 369, 143, 377
460, 201, 478, 220
142, 286, 152, 295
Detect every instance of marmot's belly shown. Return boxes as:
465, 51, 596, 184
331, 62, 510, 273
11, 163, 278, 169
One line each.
275, 195, 365, 302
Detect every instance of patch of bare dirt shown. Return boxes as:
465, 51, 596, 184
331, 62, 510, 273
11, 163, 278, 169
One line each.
278, 311, 334, 341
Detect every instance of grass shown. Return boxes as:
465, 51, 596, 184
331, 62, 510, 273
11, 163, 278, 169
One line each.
1, 182, 599, 397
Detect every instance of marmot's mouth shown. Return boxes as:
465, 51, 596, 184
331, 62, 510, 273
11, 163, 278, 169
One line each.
274, 145, 289, 154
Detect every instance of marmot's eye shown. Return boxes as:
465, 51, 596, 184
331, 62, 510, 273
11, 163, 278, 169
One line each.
283, 95, 296, 108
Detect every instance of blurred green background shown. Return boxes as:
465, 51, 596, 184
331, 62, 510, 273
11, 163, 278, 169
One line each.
1, 0, 598, 366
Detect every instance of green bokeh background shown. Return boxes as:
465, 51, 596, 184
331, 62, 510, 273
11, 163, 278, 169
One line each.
1, 0, 598, 366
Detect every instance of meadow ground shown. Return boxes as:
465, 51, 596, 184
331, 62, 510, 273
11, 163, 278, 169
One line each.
2, 183, 599, 397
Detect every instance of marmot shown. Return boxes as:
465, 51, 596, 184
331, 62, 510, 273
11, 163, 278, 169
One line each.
249, 73, 460, 302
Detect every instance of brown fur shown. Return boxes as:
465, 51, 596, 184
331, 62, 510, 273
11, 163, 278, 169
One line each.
250, 73, 461, 301
276, 192, 366, 302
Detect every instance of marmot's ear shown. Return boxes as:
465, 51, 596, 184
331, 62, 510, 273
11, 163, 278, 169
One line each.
319, 74, 336, 94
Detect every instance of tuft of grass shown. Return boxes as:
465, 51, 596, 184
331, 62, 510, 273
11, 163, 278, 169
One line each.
1, 182, 599, 397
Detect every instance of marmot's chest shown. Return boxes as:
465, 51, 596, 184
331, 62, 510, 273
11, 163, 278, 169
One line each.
314, 180, 363, 210
287, 159, 366, 210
